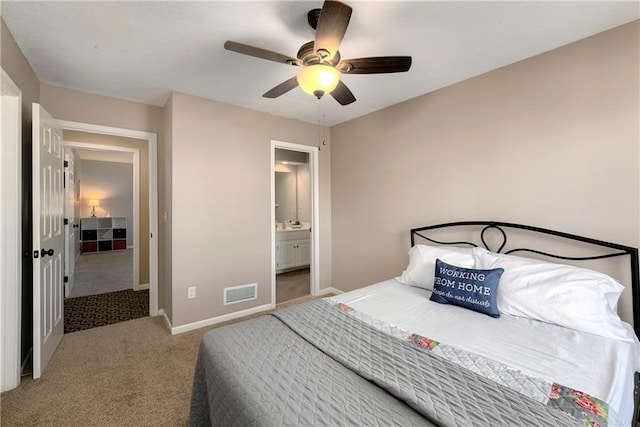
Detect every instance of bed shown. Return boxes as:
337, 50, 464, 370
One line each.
189, 221, 640, 427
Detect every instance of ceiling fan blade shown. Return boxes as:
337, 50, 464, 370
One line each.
263, 76, 299, 98
224, 40, 299, 66
330, 80, 356, 105
338, 56, 412, 74
314, 1, 352, 61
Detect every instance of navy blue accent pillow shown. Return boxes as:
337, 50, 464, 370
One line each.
430, 259, 504, 318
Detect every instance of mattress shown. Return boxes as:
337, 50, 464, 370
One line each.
330, 279, 640, 427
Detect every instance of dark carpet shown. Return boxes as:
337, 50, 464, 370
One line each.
64, 289, 149, 333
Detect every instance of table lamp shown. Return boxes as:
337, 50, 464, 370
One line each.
88, 199, 99, 217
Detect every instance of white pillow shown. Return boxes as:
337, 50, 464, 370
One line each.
396, 245, 474, 290
473, 247, 632, 342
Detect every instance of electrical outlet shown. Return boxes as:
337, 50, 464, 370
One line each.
188, 286, 196, 299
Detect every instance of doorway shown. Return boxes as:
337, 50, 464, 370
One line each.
2, 105, 159, 385
63, 145, 136, 297
60, 121, 158, 318
271, 141, 319, 306
62, 138, 146, 332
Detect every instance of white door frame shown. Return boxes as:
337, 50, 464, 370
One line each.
1, 69, 23, 391
62, 147, 77, 296
63, 141, 141, 291
59, 120, 158, 316
270, 140, 319, 306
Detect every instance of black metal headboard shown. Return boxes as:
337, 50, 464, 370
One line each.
410, 221, 640, 337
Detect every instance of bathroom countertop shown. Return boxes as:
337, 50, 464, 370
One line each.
276, 223, 311, 232
276, 226, 310, 232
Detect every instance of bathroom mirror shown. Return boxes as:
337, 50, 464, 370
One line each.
274, 149, 310, 224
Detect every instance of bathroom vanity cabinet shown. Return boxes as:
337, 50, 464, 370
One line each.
80, 217, 127, 253
276, 229, 310, 273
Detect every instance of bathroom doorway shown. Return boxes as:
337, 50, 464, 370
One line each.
271, 141, 318, 305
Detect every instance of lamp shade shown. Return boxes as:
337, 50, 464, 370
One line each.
297, 64, 340, 98
88, 199, 100, 207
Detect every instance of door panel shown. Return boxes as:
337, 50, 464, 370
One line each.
296, 239, 311, 266
276, 241, 296, 271
32, 103, 64, 379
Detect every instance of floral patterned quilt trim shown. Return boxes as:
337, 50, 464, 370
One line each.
406, 333, 439, 350
548, 384, 609, 427
328, 299, 612, 427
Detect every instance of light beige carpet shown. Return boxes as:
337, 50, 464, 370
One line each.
1, 295, 322, 426
70, 249, 134, 298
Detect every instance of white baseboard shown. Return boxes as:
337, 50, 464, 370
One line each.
137, 283, 149, 290
317, 287, 343, 296
158, 309, 172, 332
158, 289, 342, 336
64, 281, 74, 298
168, 303, 275, 335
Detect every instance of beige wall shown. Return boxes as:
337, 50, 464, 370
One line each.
162, 94, 174, 321
1, 19, 39, 125
40, 84, 165, 308
1, 17, 41, 360
330, 21, 640, 325
167, 91, 332, 327
63, 131, 150, 285
40, 84, 164, 137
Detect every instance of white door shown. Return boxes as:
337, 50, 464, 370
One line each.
63, 148, 76, 297
32, 103, 64, 379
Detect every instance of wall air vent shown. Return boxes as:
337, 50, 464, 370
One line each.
224, 283, 257, 305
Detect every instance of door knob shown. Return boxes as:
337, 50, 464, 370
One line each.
41, 248, 54, 257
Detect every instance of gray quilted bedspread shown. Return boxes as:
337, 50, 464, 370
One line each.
189, 299, 580, 427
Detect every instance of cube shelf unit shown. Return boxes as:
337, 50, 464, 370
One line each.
81, 217, 127, 253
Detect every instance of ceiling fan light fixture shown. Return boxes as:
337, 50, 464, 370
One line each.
297, 64, 340, 99
225, 1, 410, 106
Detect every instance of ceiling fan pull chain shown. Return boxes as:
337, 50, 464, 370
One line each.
320, 112, 328, 151
318, 108, 324, 151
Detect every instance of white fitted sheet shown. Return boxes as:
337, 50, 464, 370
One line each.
329, 279, 640, 427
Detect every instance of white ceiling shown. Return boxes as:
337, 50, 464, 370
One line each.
1, 1, 638, 126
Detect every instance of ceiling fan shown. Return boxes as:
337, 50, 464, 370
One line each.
224, 0, 412, 106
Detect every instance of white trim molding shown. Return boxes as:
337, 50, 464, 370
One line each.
167, 303, 274, 335
59, 120, 159, 316
1, 68, 23, 392
270, 140, 320, 307
316, 287, 343, 296
64, 141, 141, 291
158, 309, 171, 332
